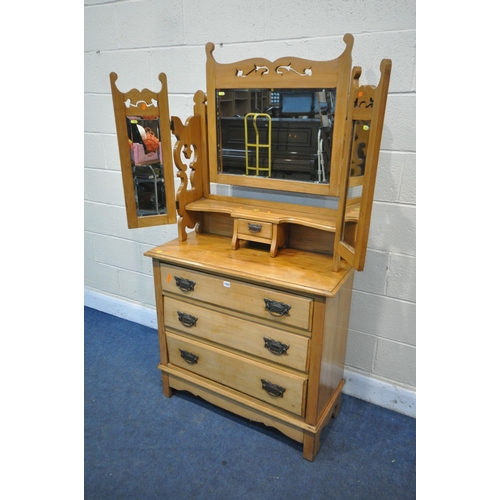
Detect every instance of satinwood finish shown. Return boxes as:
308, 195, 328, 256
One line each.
110, 35, 391, 460
146, 233, 354, 460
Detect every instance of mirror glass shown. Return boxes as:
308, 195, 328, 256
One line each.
341, 119, 372, 251
216, 88, 336, 183
349, 119, 371, 178
126, 115, 167, 217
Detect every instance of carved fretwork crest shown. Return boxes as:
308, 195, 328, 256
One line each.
353, 87, 376, 108
124, 97, 158, 109
236, 63, 312, 78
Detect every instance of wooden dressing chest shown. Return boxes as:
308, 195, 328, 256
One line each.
110, 34, 391, 460
146, 233, 354, 460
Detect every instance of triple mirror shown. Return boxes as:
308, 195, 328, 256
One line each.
109, 34, 391, 273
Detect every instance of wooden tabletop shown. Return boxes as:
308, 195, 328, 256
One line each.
145, 232, 353, 297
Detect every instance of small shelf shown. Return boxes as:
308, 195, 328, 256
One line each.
185, 196, 360, 233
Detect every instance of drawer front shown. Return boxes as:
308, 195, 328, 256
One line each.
167, 333, 307, 416
160, 264, 313, 332
164, 296, 309, 372
237, 219, 273, 239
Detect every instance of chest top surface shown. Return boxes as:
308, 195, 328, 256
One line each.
145, 232, 353, 298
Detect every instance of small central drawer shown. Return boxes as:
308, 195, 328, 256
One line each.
164, 296, 310, 372
160, 264, 313, 332
236, 219, 273, 240
167, 332, 308, 417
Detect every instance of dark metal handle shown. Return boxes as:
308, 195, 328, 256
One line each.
180, 349, 198, 364
174, 276, 196, 292
248, 223, 262, 233
264, 298, 291, 317
177, 311, 198, 328
263, 337, 290, 356
261, 379, 286, 398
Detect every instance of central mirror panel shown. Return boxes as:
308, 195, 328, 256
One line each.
205, 35, 354, 197
216, 88, 336, 183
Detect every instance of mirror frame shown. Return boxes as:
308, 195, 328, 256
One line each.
110, 72, 177, 228
333, 60, 392, 271
205, 34, 354, 198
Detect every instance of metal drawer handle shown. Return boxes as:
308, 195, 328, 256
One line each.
179, 349, 199, 364
261, 379, 286, 398
174, 276, 196, 292
248, 223, 262, 233
177, 311, 198, 328
263, 337, 290, 356
264, 298, 291, 317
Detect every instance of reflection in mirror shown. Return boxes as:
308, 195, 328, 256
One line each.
349, 120, 371, 177
126, 115, 166, 217
341, 119, 372, 252
216, 88, 336, 183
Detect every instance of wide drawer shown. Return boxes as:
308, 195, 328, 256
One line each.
167, 332, 308, 417
160, 264, 313, 332
164, 296, 309, 372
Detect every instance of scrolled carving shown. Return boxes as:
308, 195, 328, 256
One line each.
124, 98, 158, 109
172, 116, 200, 195
171, 113, 203, 240
235, 63, 313, 78
109, 72, 166, 116
275, 64, 312, 77
236, 65, 270, 77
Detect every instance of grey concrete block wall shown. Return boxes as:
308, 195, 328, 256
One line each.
84, 0, 416, 402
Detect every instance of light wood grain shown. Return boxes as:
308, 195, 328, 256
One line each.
152, 260, 172, 397
163, 296, 310, 371
149, 231, 354, 460
167, 332, 308, 416
185, 195, 360, 232
159, 261, 313, 331
146, 232, 352, 298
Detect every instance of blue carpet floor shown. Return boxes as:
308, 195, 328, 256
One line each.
84, 306, 416, 499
